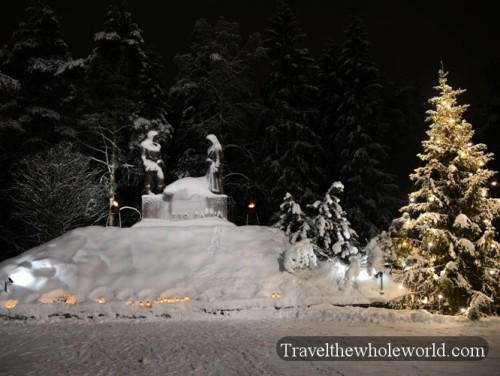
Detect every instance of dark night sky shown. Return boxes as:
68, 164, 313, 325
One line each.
2, 0, 500, 107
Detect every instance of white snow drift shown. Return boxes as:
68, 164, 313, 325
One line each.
0, 218, 399, 312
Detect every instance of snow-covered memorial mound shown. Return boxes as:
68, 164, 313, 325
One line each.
0, 133, 402, 317
0, 217, 401, 313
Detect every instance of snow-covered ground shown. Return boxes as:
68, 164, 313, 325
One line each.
1, 310, 499, 376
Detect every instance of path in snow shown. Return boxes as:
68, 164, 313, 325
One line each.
1, 318, 498, 376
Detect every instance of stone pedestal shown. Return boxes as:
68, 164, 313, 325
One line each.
142, 194, 228, 221
142, 176, 228, 221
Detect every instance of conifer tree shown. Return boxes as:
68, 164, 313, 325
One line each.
170, 17, 265, 223
276, 183, 359, 262
261, 0, 323, 221
312, 182, 360, 261
333, 17, 397, 243
388, 70, 500, 318
0, 0, 72, 151
317, 40, 341, 184
275, 192, 310, 244
79, 2, 172, 223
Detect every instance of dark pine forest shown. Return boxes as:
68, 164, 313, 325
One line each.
1, 0, 499, 261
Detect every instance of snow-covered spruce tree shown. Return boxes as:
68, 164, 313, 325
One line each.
0, 0, 72, 151
275, 192, 311, 244
333, 17, 398, 244
313, 182, 360, 262
276, 183, 360, 263
261, 0, 323, 222
169, 17, 266, 223
80, 2, 172, 224
388, 70, 500, 318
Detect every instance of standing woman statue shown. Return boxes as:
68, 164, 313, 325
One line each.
141, 130, 164, 194
206, 134, 223, 194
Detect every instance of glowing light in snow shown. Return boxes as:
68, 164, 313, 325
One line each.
4, 300, 18, 309
354, 269, 372, 282
271, 293, 282, 299
9, 269, 35, 288
95, 298, 106, 304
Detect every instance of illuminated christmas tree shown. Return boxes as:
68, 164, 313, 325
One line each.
388, 70, 500, 318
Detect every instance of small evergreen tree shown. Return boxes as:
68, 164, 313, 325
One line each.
313, 182, 360, 261
388, 70, 500, 318
275, 192, 310, 244
276, 183, 360, 263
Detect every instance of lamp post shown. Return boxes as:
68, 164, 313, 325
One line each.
375, 271, 384, 295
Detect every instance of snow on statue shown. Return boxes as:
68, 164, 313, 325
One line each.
141, 130, 164, 194
206, 134, 223, 194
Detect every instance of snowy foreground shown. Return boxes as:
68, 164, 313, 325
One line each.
0, 219, 499, 375
1, 310, 499, 376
